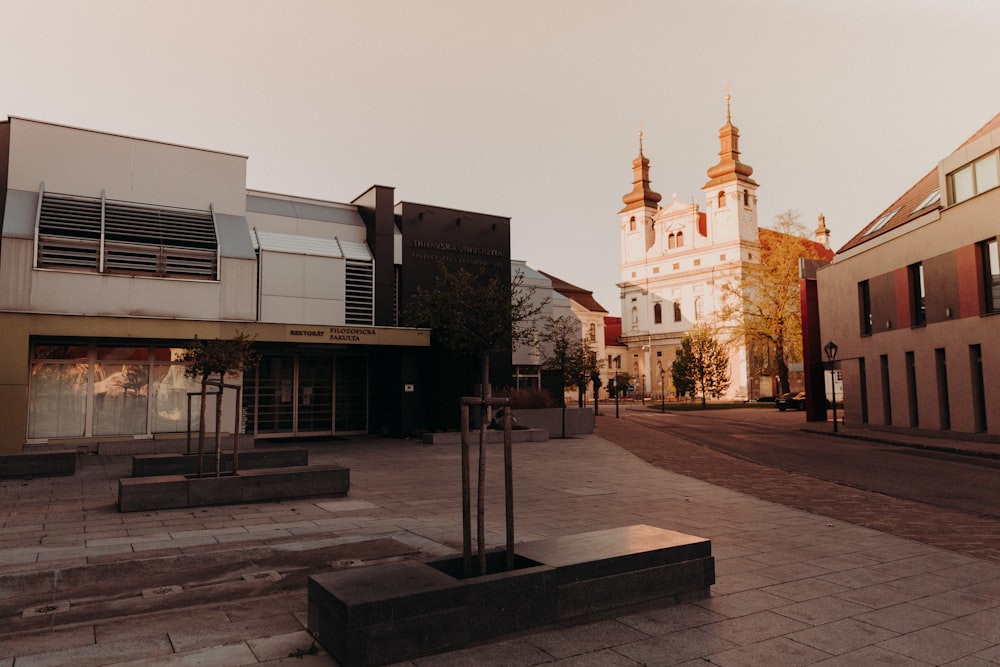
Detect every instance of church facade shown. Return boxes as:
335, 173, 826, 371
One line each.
617, 104, 831, 401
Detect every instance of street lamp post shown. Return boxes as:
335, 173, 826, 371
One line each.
614, 356, 621, 419
824, 340, 838, 433
660, 368, 666, 413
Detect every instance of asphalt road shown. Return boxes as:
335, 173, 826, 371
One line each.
633, 408, 1000, 519
596, 407, 1000, 562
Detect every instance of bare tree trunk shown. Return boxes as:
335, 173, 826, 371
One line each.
215, 378, 223, 477
197, 378, 208, 477
477, 353, 489, 575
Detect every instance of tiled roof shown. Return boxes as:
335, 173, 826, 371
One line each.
839, 112, 1000, 253
758, 228, 835, 262
603, 316, 622, 347
538, 271, 608, 314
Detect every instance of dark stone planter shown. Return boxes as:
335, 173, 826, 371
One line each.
130, 447, 309, 477
0, 450, 76, 478
308, 525, 714, 667
117, 464, 349, 512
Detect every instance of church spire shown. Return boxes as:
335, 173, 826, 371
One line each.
704, 94, 757, 188
620, 129, 662, 213
814, 212, 831, 249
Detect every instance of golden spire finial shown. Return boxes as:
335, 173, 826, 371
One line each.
725, 84, 732, 122
638, 120, 644, 154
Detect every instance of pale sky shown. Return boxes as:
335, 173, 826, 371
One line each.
4, 0, 1000, 316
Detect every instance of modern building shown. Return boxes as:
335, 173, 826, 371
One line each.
617, 103, 831, 401
816, 112, 1000, 440
0, 117, 511, 453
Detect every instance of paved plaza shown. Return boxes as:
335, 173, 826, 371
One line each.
2, 412, 1000, 666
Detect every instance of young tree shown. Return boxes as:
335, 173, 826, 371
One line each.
407, 265, 544, 571
720, 210, 830, 394
540, 315, 583, 438
182, 332, 259, 476
671, 324, 730, 407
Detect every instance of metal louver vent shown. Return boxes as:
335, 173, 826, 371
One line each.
36, 192, 218, 279
344, 259, 374, 325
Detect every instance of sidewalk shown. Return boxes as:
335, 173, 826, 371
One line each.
2, 420, 1000, 665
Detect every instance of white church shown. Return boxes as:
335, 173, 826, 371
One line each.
617, 101, 831, 401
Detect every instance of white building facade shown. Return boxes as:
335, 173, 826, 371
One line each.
618, 105, 760, 400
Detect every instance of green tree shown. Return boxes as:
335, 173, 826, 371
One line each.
671, 324, 730, 407
540, 315, 583, 438
182, 332, 259, 476
720, 210, 830, 394
406, 265, 544, 573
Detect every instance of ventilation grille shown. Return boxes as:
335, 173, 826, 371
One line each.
37, 192, 218, 279
344, 259, 374, 325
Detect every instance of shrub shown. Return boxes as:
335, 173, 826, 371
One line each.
495, 387, 555, 409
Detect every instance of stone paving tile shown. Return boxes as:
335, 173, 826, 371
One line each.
166, 611, 303, 653
811, 645, 930, 666
548, 648, 644, 666
694, 589, 791, 618
833, 581, 922, 609
705, 636, 832, 667
11, 636, 174, 667
0, 625, 95, 660
786, 617, 898, 656
410, 638, 555, 666
246, 630, 323, 662
876, 626, 992, 664
761, 578, 852, 603
105, 641, 259, 666
942, 608, 1000, 643
618, 603, 727, 636
524, 619, 649, 660
614, 626, 739, 666
701, 610, 811, 646
772, 596, 873, 626
853, 601, 956, 634
913, 589, 1000, 617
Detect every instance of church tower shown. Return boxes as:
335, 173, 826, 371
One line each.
702, 96, 759, 245
620, 132, 661, 265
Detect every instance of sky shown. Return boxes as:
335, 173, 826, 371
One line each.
4, 0, 1000, 316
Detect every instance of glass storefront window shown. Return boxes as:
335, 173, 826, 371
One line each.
27, 361, 88, 438
27, 342, 200, 439
93, 362, 149, 436
151, 362, 202, 433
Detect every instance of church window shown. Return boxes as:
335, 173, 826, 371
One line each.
653, 266, 660, 274
629, 216, 636, 231
653, 303, 662, 324
672, 263, 680, 270
718, 191, 726, 207
676, 231, 684, 247
588, 323, 596, 341
743, 189, 750, 206
673, 301, 682, 322
693, 259, 701, 266
668, 233, 676, 249
631, 306, 639, 328
694, 297, 704, 321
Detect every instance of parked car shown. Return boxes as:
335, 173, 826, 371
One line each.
775, 391, 806, 411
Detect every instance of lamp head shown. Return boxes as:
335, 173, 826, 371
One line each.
824, 340, 838, 361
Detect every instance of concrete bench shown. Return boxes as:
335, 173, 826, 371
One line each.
131, 447, 309, 477
0, 450, 76, 478
117, 464, 350, 512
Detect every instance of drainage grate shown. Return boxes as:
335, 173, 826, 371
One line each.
22, 601, 71, 617
141, 585, 183, 599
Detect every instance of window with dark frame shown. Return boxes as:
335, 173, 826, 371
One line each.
981, 237, 1000, 313
909, 263, 926, 327
858, 280, 873, 335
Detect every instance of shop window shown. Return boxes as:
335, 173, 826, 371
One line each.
909, 263, 926, 326
27, 343, 200, 440
653, 303, 662, 324
36, 191, 218, 279
981, 238, 1000, 313
950, 150, 1000, 204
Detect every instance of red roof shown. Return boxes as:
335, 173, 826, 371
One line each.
839, 112, 1000, 253
759, 228, 834, 263
539, 270, 608, 314
603, 316, 622, 347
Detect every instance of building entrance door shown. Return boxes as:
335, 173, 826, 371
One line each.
245, 353, 367, 437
